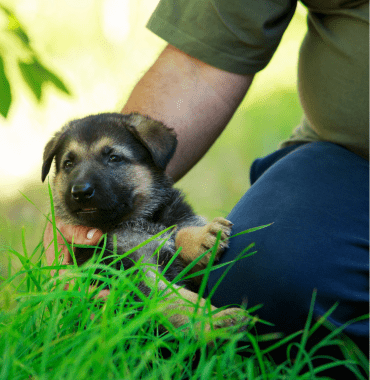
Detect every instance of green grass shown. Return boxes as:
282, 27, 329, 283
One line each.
0, 212, 368, 380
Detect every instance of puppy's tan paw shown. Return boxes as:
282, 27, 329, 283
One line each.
200, 307, 250, 344
211, 307, 249, 330
198, 217, 233, 261
175, 217, 233, 270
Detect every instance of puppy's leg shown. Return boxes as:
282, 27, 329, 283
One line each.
161, 285, 249, 340
97, 267, 249, 341
175, 217, 233, 272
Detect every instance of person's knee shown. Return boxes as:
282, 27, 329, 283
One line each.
207, 142, 369, 344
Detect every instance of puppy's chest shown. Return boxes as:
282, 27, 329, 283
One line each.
107, 221, 176, 265
104, 223, 187, 285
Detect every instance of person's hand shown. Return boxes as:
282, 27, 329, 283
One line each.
44, 218, 102, 271
43, 218, 109, 298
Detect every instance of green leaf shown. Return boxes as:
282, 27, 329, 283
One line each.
42, 64, 71, 95
18, 59, 44, 101
0, 4, 11, 16
1, 6, 71, 103
18, 57, 71, 101
11, 27, 30, 46
0, 55, 12, 117
32, 57, 71, 95
0, 5, 31, 47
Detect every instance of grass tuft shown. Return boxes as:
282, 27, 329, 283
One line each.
0, 200, 367, 379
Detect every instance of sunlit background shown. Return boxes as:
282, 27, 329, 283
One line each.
0, 0, 307, 271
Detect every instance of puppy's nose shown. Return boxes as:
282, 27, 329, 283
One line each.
71, 183, 95, 201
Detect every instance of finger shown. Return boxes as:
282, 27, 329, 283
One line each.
61, 225, 103, 246
45, 220, 103, 267
50, 218, 103, 246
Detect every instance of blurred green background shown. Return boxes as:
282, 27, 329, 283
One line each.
0, 0, 307, 276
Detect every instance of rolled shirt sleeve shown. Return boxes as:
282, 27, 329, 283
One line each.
147, 0, 297, 74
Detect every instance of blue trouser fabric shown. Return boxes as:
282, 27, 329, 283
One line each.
205, 142, 369, 354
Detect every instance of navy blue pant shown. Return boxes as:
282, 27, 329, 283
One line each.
206, 142, 369, 354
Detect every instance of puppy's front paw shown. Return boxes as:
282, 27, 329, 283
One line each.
201, 307, 250, 344
175, 217, 233, 271
211, 307, 249, 330
198, 217, 233, 262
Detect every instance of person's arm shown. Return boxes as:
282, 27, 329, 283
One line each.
122, 44, 254, 181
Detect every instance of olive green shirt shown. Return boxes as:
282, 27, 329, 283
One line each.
147, 0, 369, 160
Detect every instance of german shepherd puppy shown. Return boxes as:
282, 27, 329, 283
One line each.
42, 113, 248, 332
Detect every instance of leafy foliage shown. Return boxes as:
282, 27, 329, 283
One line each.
0, 5, 71, 118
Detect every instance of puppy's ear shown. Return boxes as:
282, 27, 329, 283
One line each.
41, 131, 63, 182
125, 113, 177, 170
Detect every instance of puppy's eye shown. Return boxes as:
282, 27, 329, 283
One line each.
63, 160, 74, 169
109, 155, 122, 163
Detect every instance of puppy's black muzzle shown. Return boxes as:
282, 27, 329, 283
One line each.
68, 180, 100, 223
71, 183, 95, 202
66, 172, 135, 230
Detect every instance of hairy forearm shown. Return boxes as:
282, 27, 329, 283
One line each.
122, 45, 254, 181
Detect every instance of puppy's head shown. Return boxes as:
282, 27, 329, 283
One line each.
42, 113, 177, 230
